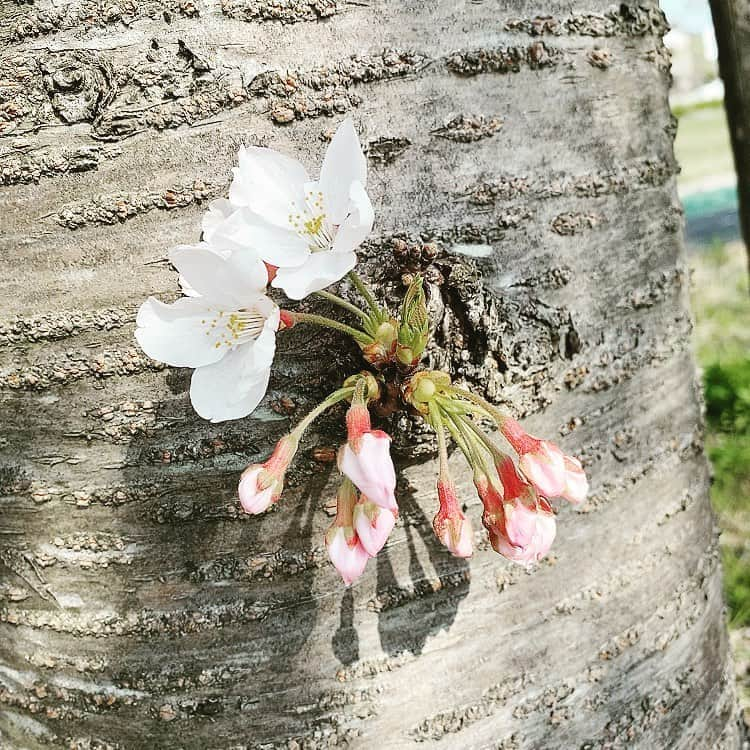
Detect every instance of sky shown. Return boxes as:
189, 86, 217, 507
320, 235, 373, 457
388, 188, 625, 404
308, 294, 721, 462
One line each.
661, 0, 714, 34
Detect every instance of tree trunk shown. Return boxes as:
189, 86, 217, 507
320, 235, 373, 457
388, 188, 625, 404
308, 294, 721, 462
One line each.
0, 1, 742, 747
709, 0, 750, 269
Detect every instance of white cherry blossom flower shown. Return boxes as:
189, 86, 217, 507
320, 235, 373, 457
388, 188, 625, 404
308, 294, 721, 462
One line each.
212, 118, 374, 299
136, 245, 279, 422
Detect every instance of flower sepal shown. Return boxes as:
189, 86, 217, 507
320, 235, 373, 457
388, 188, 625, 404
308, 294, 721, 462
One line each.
403, 370, 452, 415
433, 478, 473, 558
238, 434, 298, 514
360, 318, 399, 369
473, 467, 504, 534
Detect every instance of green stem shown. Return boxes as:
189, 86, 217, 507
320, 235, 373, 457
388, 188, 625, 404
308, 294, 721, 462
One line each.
348, 270, 381, 318
313, 290, 371, 324
445, 411, 491, 472
442, 409, 479, 466
448, 386, 510, 427
291, 386, 357, 441
428, 400, 451, 483
455, 409, 510, 467
289, 311, 373, 345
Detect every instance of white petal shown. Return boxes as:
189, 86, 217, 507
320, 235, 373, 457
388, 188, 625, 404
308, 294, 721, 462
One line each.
201, 198, 234, 241
189, 330, 276, 422
319, 118, 367, 225
170, 244, 269, 307
332, 181, 374, 255
178, 274, 201, 297
135, 297, 227, 368
272, 251, 356, 300
177, 240, 229, 297
229, 145, 308, 227
210, 209, 310, 269
256, 298, 281, 332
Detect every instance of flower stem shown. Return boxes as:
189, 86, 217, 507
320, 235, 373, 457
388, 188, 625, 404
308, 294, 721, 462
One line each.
453, 408, 510, 466
428, 400, 451, 484
448, 386, 510, 427
442, 409, 478, 464
291, 386, 357, 441
444, 410, 490, 473
313, 290, 371, 324
286, 311, 373, 345
348, 270, 381, 318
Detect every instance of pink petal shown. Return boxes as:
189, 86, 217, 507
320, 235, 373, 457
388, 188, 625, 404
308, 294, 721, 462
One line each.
503, 500, 538, 547
338, 432, 397, 511
353, 501, 396, 556
238, 468, 275, 514
519, 441, 566, 497
327, 528, 370, 586
561, 456, 588, 504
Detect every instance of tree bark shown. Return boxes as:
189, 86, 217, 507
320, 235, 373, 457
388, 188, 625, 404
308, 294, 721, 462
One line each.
709, 0, 750, 270
0, 1, 742, 748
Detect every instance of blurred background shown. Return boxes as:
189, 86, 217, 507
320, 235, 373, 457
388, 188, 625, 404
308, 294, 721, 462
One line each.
663, 0, 750, 720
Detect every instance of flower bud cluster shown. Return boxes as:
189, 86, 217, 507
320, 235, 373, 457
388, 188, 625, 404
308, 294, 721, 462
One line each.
354, 274, 430, 372
237, 373, 399, 586
405, 371, 588, 567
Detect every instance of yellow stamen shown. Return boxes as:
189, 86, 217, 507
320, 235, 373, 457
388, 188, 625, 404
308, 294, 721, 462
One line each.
304, 214, 324, 236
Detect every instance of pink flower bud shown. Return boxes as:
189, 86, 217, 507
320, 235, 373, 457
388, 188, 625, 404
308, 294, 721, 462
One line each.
338, 430, 397, 512
493, 456, 541, 547
237, 435, 297, 514
433, 479, 473, 558
327, 479, 370, 585
561, 456, 588, 504
489, 500, 556, 567
500, 418, 566, 497
487, 457, 557, 566
238, 467, 275, 514
518, 441, 566, 498
353, 498, 397, 556
326, 526, 370, 586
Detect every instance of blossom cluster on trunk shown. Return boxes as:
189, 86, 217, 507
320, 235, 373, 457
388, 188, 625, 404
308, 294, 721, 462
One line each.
135, 119, 589, 584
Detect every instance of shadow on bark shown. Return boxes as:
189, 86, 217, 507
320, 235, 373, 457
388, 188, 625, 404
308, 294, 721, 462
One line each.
105, 377, 331, 742
332, 588, 359, 665
374, 482, 470, 657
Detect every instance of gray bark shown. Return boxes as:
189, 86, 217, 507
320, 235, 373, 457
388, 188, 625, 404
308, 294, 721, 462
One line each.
709, 0, 750, 268
0, 1, 742, 748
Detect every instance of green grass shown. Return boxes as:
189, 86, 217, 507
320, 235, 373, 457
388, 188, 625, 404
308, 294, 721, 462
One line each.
691, 240, 750, 362
671, 97, 723, 119
724, 545, 750, 627
675, 105, 735, 187
691, 241, 750, 626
